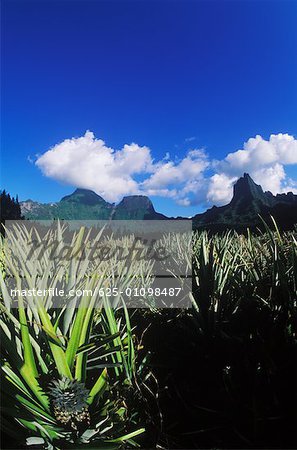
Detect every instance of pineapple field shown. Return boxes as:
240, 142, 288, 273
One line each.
0, 220, 296, 449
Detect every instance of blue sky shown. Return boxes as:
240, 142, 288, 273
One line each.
2, 0, 297, 216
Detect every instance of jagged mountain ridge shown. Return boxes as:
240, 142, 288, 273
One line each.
20, 188, 167, 221
193, 173, 297, 231
20, 175, 297, 230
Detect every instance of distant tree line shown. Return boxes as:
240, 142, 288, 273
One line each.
0, 190, 23, 231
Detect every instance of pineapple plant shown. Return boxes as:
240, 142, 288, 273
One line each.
0, 222, 148, 449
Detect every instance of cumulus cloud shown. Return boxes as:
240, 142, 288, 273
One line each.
208, 133, 297, 205
35, 131, 208, 204
35, 131, 297, 207
142, 149, 208, 193
36, 131, 151, 202
207, 174, 237, 205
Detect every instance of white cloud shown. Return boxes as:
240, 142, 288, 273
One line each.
36, 131, 151, 202
35, 131, 297, 208
252, 164, 286, 194
223, 134, 297, 172
207, 174, 237, 205
36, 131, 209, 205
208, 133, 297, 205
142, 149, 208, 191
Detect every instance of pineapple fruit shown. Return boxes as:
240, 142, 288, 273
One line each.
48, 377, 91, 430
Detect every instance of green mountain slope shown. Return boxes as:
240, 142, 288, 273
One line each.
20, 175, 297, 230
20, 189, 166, 220
113, 195, 166, 220
193, 173, 297, 231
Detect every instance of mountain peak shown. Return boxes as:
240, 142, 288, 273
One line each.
231, 173, 265, 204
61, 188, 109, 206
113, 195, 167, 220
193, 173, 297, 231
118, 195, 155, 211
113, 195, 154, 219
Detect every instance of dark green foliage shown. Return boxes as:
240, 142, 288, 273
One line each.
132, 225, 297, 449
0, 190, 23, 222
